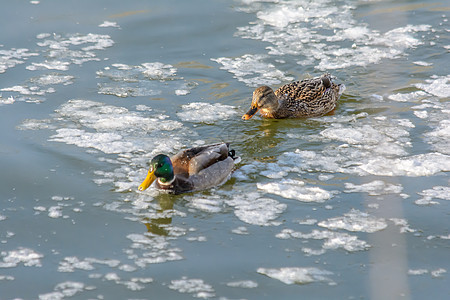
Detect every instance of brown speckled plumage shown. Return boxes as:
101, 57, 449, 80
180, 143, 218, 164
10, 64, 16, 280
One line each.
242, 73, 344, 119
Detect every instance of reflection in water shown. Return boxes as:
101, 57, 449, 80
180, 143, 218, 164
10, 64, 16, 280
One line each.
144, 194, 175, 236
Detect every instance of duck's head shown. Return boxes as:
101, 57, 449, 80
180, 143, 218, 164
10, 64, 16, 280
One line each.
242, 86, 278, 120
138, 154, 174, 191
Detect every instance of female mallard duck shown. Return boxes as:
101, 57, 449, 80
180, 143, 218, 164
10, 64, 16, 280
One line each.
242, 73, 345, 119
138, 143, 238, 194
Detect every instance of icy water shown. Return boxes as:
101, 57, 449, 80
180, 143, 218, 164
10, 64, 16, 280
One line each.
1, 0, 449, 299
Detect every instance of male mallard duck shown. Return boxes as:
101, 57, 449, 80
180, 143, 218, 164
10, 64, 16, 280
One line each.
138, 143, 238, 194
242, 73, 345, 119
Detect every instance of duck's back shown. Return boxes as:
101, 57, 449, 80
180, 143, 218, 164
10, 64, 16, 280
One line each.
274, 75, 342, 118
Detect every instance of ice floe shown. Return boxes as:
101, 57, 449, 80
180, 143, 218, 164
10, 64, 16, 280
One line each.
344, 180, 403, 196
257, 179, 335, 203
212, 54, 294, 87
99, 21, 120, 28
257, 267, 334, 285
225, 192, 286, 226
415, 186, 450, 205
96, 62, 197, 97
226, 280, 258, 288
125, 233, 183, 267
168, 277, 215, 299
318, 209, 387, 233
177, 102, 238, 124
233, 1, 432, 70
276, 228, 370, 252
0, 48, 38, 73
415, 75, 450, 98
38, 281, 86, 300
0, 247, 43, 268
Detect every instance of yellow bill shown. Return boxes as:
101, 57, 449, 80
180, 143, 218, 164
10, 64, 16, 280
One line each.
138, 169, 156, 191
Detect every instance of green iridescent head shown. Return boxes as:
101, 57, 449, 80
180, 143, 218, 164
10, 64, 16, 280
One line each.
138, 154, 174, 191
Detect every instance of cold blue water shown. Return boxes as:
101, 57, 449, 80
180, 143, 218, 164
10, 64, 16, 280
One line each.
0, 0, 449, 299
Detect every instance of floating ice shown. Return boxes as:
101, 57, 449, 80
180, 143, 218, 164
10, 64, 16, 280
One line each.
234, 1, 431, 70
359, 153, 450, 177
415, 186, 450, 205
318, 209, 388, 233
27, 32, 113, 72
227, 280, 258, 288
415, 75, 450, 98
424, 119, 450, 155
413, 61, 433, 66
176, 102, 238, 124
257, 267, 334, 285
225, 192, 286, 226
388, 91, 428, 102
168, 277, 215, 299
0, 247, 43, 268
126, 233, 183, 267
185, 195, 224, 213
231, 226, 249, 235
49, 99, 183, 154
38, 281, 85, 300
0, 95, 15, 105
96, 62, 193, 97
99, 21, 120, 28
0, 48, 38, 73
344, 180, 403, 196
408, 269, 429, 275
431, 268, 447, 278
276, 228, 370, 252
257, 179, 335, 203
212, 54, 294, 87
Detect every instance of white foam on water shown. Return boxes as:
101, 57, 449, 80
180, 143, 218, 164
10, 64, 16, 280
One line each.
177, 102, 238, 124
0, 48, 38, 73
168, 277, 215, 299
212, 54, 294, 87
344, 180, 403, 196
0, 247, 43, 268
257, 179, 335, 203
257, 267, 334, 285
225, 192, 286, 226
318, 209, 388, 233
415, 75, 450, 98
415, 186, 450, 205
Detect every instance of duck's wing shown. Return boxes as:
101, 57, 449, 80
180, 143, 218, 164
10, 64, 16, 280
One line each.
275, 75, 331, 103
189, 156, 235, 191
170, 143, 230, 176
